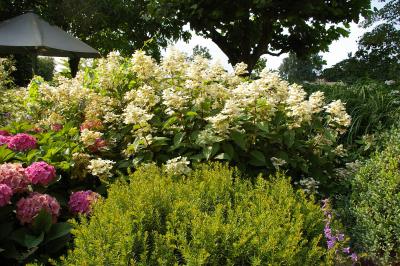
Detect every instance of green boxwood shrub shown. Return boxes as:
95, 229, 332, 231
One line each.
350, 127, 400, 264
63, 164, 330, 265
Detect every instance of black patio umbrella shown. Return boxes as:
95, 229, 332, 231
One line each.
0, 11, 100, 76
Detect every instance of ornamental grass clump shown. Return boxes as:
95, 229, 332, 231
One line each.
64, 163, 331, 265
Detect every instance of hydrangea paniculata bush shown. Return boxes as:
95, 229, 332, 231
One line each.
68, 190, 100, 215
16, 193, 60, 225
25, 49, 352, 187
25, 161, 56, 186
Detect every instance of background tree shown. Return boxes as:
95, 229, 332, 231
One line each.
150, 0, 371, 73
322, 0, 400, 82
279, 53, 326, 83
189, 45, 212, 60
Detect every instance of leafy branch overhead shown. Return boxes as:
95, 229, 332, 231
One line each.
149, 0, 371, 71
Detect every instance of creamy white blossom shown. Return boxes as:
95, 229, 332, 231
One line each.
165, 156, 191, 176
87, 158, 115, 179
123, 103, 154, 125
80, 129, 103, 146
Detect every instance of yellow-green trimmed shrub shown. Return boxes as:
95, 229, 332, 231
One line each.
63, 164, 330, 265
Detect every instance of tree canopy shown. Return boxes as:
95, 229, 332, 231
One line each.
150, 0, 371, 72
279, 53, 326, 83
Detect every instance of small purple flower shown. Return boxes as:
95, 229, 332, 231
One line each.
327, 239, 336, 249
350, 253, 358, 262
343, 247, 351, 254
337, 233, 345, 241
324, 226, 332, 238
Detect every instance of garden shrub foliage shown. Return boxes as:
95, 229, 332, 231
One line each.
64, 163, 330, 265
350, 127, 400, 264
24, 50, 350, 187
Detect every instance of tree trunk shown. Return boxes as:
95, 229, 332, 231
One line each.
69, 57, 80, 78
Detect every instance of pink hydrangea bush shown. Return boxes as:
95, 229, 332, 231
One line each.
25, 161, 56, 186
68, 190, 100, 215
16, 193, 60, 225
0, 130, 10, 136
0, 163, 30, 193
0, 135, 10, 145
7, 133, 37, 151
0, 184, 13, 207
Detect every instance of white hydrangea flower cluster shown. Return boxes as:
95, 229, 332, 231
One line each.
80, 129, 103, 146
26, 49, 351, 171
324, 100, 352, 133
87, 158, 115, 179
164, 156, 191, 176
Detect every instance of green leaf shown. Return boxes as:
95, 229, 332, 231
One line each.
45, 223, 72, 243
186, 111, 198, 117
10, 228, 44, 249
203, 143, 220, 160
283, 131, 295, 148
0, 222, 13, 240
162, 116, 178, 129
173, 132, 186, 147
249, 150, 266, 166
32, 209, 53, 234
215, 153, 231, 160
231, 131, 247, 151
222, 143, 235, 160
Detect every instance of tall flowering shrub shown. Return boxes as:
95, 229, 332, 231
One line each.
25, 50, 350, 189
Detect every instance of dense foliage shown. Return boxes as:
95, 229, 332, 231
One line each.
350, 127, 400, 264
150, 0, 371, 72
304, 81, 400, 145
279, 53, 326, 83
17, 50, 352, 193
0, 123, 103, 264
63, 163, 332, 265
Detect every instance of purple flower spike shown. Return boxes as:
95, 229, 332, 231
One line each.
337, 233, 345, 241
343, 247, 351, 254
350, 253, 358, 262
327, 239, 336, 249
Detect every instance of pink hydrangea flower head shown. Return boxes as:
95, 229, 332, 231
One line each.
0, 130, 11, 136
25, 161, 56, 186
0, 184, 13, 207
51, 124, 63, 132
69, 190, 100, 215
0, 135, 10, 145
80, 119, 103, 132
88, 138, 107, 153
16, 193, 60, 225
0, 163, 30, 193
7, 133, 37, 152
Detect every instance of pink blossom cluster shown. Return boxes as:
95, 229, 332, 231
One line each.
51, 124, 63, 132
0, 163, 30, 193
87, 138, 107, 153
0, 130, 10, 136
16, 193, 60, 225
6, 133, 37, 152
68, 190, 100, 215
25, 161, 56, 186
0, 184, 13, 207
80, 119, 103, 132
0, 135, 10, 145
